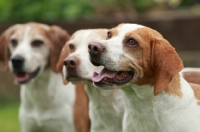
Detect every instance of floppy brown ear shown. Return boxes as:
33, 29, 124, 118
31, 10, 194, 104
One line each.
56, 43, 70, 85
0, 24, 23, 71
0, 33, 9, 71
151, 38, 183, 95
46, 25, 70, 73
0, 24, 20, 71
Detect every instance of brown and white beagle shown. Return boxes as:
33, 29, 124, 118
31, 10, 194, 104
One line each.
88, 23, 200, 132
0, 22, 89, 132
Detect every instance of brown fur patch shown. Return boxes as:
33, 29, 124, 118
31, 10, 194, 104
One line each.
189, 83, 200, 105
45, 25, 70, 73
95, 29, 108, 39
118, 28, 183, 95
0, 24, 22, 71
108, 28, 118, 38
183, 71, 200, 85
74, 84, 90, 132
164, 74, 182, 97
56, 42, 69, 72
56, 42, 70, 84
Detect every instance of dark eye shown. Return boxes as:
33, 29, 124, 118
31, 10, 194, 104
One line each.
126, 39, 138, 47
69, 44, 75, 50
11, 39, 18, 47
106, 31, 112, 40
31, 40, 44, 47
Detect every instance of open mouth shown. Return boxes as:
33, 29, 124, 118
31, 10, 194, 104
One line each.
92, 68, 134, 87
14, 67, 40, 84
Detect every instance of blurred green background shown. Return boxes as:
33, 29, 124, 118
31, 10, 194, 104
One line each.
0, 0, 198, 23
0, 0, 200, 131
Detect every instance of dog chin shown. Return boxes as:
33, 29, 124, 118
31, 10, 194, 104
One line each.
13, 67, 41, 84
93, 82, 120, 90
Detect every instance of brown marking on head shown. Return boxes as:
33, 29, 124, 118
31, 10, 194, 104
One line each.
182, 71, 200, 85
73, 84, 90, 132
119, 27, 183, 95
0, 24, 22, 71
164, 74, 182, 97
107, 28, 118, 39
189, 83, 200, 105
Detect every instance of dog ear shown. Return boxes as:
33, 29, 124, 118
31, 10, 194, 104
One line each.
46, 25, 70, 73
0, 33, 9, 71
0, 25, 19, 71
151, 38, 183, 95
56, 43, 69, 85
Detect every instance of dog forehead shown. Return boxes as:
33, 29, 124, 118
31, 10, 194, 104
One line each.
69, 30, 91, 44
10, 24, 49, 40
70, 29, 107, 46
116, 23, 145, 36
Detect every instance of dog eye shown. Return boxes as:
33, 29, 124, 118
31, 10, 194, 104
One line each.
126, 39, 138, 47
11, 39, 18, 47
31, 40, 44, 47
106, 31, 112, 40
69, 44, 75, 51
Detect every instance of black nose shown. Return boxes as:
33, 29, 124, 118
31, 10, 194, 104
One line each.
11, 56, 25, 72
63, 57, 79, 68
88, 42, 105, 55
88, 42, 105, 66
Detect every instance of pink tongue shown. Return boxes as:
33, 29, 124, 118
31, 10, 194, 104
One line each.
15, 73, 29, 82
92, 68, 117, 82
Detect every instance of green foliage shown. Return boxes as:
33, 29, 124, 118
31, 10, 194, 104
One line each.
0, 0, 94, 22
0, 0, 196, 22
130, 0, 155, 12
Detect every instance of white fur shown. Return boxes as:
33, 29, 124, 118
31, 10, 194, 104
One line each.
7, 24, 76, 132
62, 29, 125, 132
19, 71, 76, 132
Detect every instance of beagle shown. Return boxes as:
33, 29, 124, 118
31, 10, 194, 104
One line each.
0, 23, 89, 132
88, 23, 200, 132
57, 29, 125, 132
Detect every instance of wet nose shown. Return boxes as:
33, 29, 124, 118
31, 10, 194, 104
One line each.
63, 57, 79, 68
11, 56, 25, 72
88, 42, 105, 55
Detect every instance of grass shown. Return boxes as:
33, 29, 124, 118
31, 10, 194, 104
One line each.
0, 101, 21, 132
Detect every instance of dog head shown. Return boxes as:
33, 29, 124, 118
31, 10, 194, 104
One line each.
57, 29, 107, 84
89, 23, 183, 95
0, 22, 70, 84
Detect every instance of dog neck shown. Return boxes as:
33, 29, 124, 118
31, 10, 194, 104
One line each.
121, 73, 197, 132
84, 83, 124, 132
122, 82, 158, 132
20, 69, 76, 110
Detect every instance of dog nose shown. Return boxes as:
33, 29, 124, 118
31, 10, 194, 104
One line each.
11, 56, 25, 72
63, 57, 79, 68
88, 42, 105, 55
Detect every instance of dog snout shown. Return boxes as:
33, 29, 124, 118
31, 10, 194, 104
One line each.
63, 57, 79, 68
88, 42, 105, 55
88, 42, 105, 66
11, 56, 25, 72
